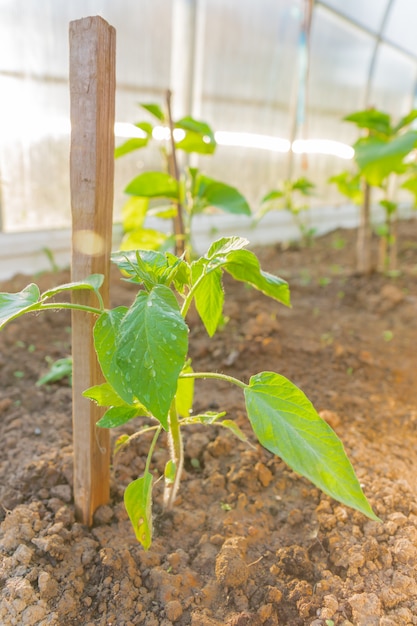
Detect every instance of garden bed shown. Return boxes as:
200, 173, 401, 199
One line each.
1, 222, 417, 625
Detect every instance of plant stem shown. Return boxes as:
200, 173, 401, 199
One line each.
180, 266, 212, 318
145, 425, 163, 475
164, 400, 183, 511
180, 371, 248, 390
39, 302, 104, 316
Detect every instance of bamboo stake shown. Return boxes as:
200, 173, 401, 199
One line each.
69, 16, 116, 525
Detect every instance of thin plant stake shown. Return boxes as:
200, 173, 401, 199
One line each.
69, 16, 116, 525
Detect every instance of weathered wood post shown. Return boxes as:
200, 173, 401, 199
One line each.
69, 16, 116, 525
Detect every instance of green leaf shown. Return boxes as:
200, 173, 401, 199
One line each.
182, 410, 226, 425
0, 283, 41, 329
379, 199, 397, 215
121, 197, 149, 232
244, 372, 380, 521
392, 109, 417, 133
36, 357, 73, 386
115, 136, 149, 159
124, 472, 153, 550
120, 229, 168, 252
219, 419, 249, 443
328, 172, 363, 205
176, 363, 194, 418
112, 249, 176, 288
206, 236, 249, 259
262, 190, 284, 203
175, 117, 216, 155
344, 109, 392, 137
125, 172, 179, 200
224, 249, 290, 306
292, 177, 315, 195
112, 249, 167, 277
115, 285, 188, 427
354, 131, 417, 186
42, 274, 104, 299
192, 262, 224, 336
97, 406, 140, 428
93, 307, 132, 404
194, 174, 251, 215
140, 103, 165, 122
83, 382, 130, 407
401, 175, 417, 203
164, 460, 177, 484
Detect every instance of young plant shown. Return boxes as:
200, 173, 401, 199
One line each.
343, 108, 417, 272
0, 237, 379, 549
115, 98, 251, 258
256, 177, 316, 246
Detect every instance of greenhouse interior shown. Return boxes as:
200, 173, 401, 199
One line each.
1, 1, 417, 625
2, 0, 417, 276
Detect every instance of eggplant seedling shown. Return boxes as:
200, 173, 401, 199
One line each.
0, 237, 379, 549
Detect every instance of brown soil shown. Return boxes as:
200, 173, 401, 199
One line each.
1, 223, 417, 626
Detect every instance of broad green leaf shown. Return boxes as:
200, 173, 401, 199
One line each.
140, 103, 165, 121
206, 236, 249, 259
176, 116, 216, 144
121, 197, 149, 232
124, 472, 153, 550
244, 372, 380, 521
192, 262, 224, 336
120, 228, 168, 252
125, 172, 179, 200
328, 172, 363, 205
344, 109, 392, 137
379, 199, 397, 215
93, 307, 132, 404
224, 249, 290, 306
114, 136, 149, 159
292, 177, 315, 195
115, 285, 188, 427
135, 121, 154, 136
97, 406, 140, 428
194, 175, 251, 215
176, 363, 194, 418
0, 283, 40, 329
42, 274, 104, 299
354, 131, 417, 186
175, 117, 216, 155
83, 382, 130, 408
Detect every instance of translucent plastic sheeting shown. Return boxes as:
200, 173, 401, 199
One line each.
2, 0, 417, 235
309, 7, 374, 126
0, 0, 172, 232
320, 0, 390, 34
384, 0, 417, 58
369, 44, 417, 114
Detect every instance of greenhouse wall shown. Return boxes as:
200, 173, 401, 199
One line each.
1, 0, 417, 278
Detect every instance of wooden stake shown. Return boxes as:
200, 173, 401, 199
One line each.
69, 16, 116, 525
